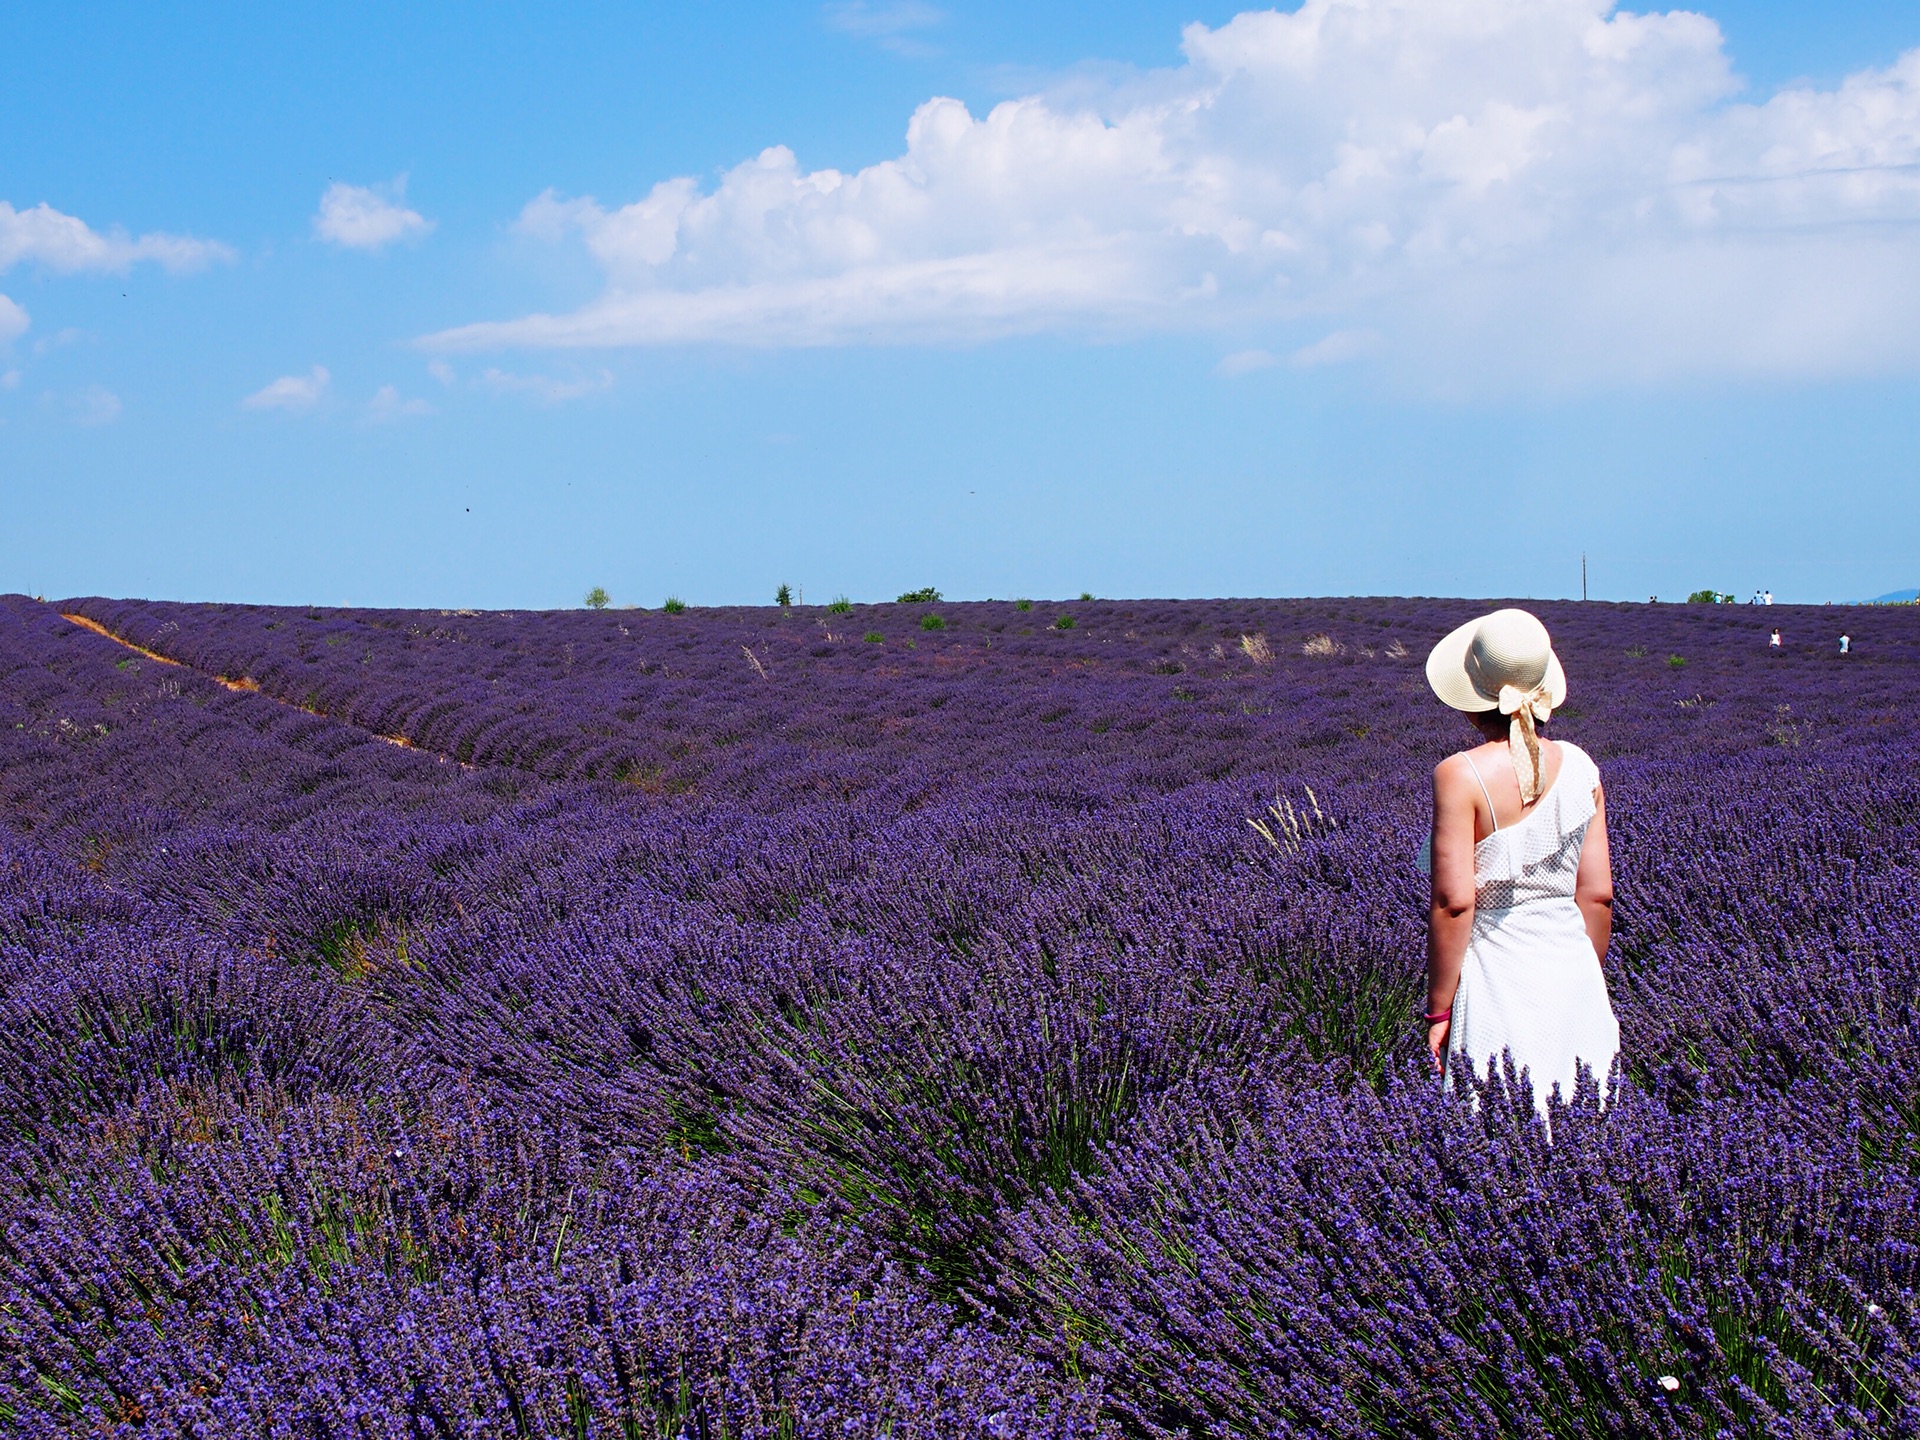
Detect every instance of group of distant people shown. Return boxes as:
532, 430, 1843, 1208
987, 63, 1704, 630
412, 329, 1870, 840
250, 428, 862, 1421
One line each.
1733, 587, 1859, 656
1767, 627, 1853, 654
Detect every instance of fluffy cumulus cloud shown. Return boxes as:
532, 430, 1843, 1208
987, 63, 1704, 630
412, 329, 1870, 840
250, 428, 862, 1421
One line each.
314, 179, 434, 251
0, 201, 232, 274
244, 365, 331, 411
425, 0, 1920, 387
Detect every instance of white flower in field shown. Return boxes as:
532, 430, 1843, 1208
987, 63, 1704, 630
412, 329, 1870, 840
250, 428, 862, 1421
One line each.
1868, 1302, 1885, 1316
1658, 1375, 1680, 1392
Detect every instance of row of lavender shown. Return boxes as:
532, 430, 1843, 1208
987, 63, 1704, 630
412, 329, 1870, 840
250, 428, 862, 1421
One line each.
54, 592, 1908, 804
3, 591, 1917, 1436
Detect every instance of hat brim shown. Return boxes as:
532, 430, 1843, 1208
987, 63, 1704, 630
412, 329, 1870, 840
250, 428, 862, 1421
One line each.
1425, 615, 1568, 713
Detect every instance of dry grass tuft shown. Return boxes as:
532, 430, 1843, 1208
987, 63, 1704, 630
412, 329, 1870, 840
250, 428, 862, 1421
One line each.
1239, 632, 1274, 666
1301, 633, 1344, 658
1248, 786, 1335, 855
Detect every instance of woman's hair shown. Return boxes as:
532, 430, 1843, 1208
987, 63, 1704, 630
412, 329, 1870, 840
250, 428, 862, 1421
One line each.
1469, 709, 1520, 742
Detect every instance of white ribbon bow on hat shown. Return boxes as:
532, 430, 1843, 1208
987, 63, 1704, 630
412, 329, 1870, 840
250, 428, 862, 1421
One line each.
1498, 682, 1554, 805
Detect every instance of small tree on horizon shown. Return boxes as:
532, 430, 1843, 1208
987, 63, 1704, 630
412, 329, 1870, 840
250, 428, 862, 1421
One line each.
584, 586, 610, 610
775, 584, 793, 607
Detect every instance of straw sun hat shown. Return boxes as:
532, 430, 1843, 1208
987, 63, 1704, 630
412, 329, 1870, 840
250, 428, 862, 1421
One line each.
1425, 608, 1567, 803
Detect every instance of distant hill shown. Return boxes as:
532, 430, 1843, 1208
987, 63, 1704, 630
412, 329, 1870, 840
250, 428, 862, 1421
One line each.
1871, 588, 1919, 603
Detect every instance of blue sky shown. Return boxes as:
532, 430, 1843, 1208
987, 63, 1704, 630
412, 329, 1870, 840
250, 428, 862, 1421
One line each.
4, 1, 1918, 608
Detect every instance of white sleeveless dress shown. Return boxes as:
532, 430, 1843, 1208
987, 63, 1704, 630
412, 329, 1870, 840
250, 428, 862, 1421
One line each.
1448, 741, 1620, 1110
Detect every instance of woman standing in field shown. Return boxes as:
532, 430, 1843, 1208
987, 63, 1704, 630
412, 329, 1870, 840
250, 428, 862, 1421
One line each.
1422, 608, 1620, 1110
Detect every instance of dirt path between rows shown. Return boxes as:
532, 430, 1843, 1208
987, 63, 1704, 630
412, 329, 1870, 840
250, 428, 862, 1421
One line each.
60, 611, 466, 765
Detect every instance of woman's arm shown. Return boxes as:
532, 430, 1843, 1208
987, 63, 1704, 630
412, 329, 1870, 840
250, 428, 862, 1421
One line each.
1426, 757, 1480, 1068
1574, 783, 1613, 963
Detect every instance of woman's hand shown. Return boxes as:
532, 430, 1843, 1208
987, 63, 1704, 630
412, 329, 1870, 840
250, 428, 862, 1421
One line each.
1427, 1017, 1451, 1070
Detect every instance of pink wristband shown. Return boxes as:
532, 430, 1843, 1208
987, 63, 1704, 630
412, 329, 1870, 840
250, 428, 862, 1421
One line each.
1423, 1007, 1452, 1024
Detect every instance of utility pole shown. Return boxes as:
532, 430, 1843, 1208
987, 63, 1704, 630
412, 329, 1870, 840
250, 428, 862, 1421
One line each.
1581, 553, 1588, 602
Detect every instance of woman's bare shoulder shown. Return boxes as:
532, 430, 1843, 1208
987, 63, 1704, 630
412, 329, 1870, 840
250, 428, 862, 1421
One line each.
1553, 739, 1599, 774
1551, 739, 1603, 802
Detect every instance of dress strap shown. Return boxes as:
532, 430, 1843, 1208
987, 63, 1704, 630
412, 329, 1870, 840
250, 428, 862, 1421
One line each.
1463, 754, 1499, 834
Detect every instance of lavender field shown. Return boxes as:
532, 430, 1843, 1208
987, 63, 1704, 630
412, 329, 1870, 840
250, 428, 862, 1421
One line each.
2, 590, 1917, 1438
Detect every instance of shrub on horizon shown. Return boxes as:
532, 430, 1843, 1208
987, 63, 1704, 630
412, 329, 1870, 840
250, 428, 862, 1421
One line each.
584, 587, 610, 610
775, 584, 793, 607
1015, 599, 1033, 611
828, 596, 852, 613
663, 597, 688, 614
897, 587, 941, 604
1078, 592, 1094, 601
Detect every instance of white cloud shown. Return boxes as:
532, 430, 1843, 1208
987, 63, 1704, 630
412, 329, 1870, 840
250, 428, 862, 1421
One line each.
244, 365, 331, 410
476, 367, 613, 403
40, 385, 121, 426
314, 179, 434, 251
1216, 348, 1277, 376
74, 386, 121, 425
824, 1, 944, 55
825, 1, 942, 36
427, 358, 456, 386
35, 327, 87, 355
0, 201, 232, 274
425, 0, 1920, 388
1289, 328, 1381, 368
365, 384, 434, 421
0, 294, 26, 345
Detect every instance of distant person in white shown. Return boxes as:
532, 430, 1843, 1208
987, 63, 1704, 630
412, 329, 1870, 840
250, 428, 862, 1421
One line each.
1422, 609, 1619, 1118
1764, 590, 1774, 605
1770, 628, 1783, 652
1840, 634, 1852, 655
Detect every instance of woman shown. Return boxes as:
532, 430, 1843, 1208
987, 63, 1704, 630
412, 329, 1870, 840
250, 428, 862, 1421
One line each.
1423, 608, 1619, 1112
